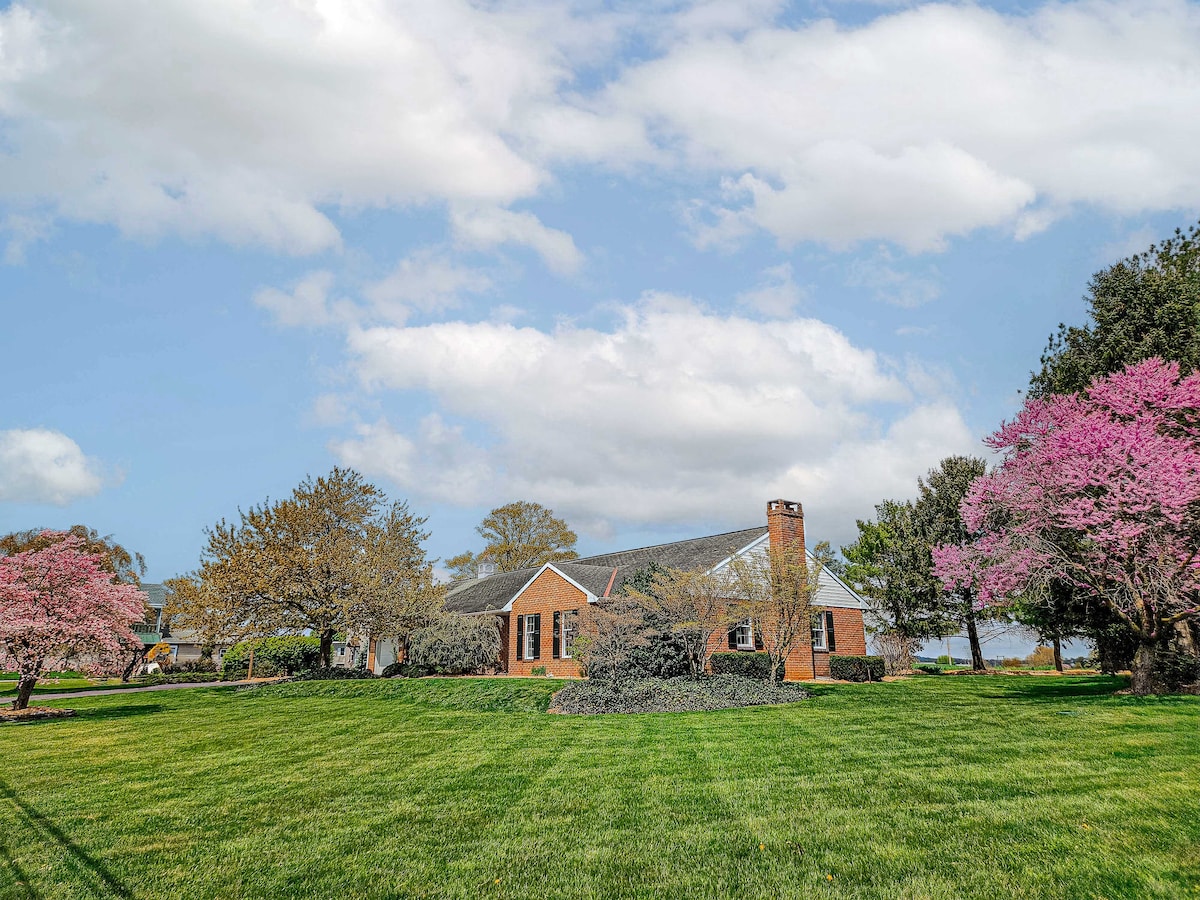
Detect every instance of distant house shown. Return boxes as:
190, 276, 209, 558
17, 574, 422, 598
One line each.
140, 584, 227, 664
367, 499, 868, 680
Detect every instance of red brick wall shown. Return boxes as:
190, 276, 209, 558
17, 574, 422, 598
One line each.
705, 606, 868, 681
508, 569, 588, 677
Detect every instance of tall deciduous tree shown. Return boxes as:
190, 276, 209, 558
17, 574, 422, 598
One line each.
726, 543, 819, 683
0, 533, 146, 709
842, 500, 954, 671
447, 501, 578, 579
0, 525, 146, 586
1032, 221, 1200, 398
915, 456, 991, 670
199, 468, 442, 667
934, 359, 1200, 694
162, 575, 239, 661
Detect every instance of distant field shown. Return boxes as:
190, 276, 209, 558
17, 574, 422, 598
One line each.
2, 676, 1199, 899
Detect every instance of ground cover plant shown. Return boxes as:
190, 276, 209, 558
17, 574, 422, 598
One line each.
2, 676, 1199, 899
549, 674, 809, 714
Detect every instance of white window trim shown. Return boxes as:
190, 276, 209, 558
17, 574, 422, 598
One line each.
812, 613, 828, 651
735, 619, 754, 651
524, 615, 537, 660
561, 610, 576, 659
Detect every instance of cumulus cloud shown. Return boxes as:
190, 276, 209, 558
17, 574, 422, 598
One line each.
254, 270, 340, 328
0, 428, 105, 505
735, 263, 807, 316
4, 1, 1200, 259
363, 251, 493, 324
600, 0, 1200, 250
846, 249, 941, 308
333, 296, 976, 540
450, 206, 584, 275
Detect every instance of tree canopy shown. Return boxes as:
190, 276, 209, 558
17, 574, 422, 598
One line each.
0, 525, 146, 586
1032, 220, 1200, 397
194, 468, 442, 667
934, 359, 1200, 694
0, 533, 146, 709
447, 500, 578, 579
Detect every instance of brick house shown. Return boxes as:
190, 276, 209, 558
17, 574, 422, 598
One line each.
369, 500, 868, 680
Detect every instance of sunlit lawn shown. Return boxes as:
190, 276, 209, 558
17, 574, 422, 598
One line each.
2, 675, 1199, 899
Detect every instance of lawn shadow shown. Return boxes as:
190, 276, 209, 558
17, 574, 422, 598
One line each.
74, 703, 164, 722
0, 778, 133, 898
978, 676, 1128, 703
0, 839, 38, 899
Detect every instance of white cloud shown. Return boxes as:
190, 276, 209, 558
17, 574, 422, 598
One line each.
0, 1, 586, 253
450, 206, 584, 275
253, 270, 339, 328
599, 0, 1200, 250
0, 428, 105, 505
735, 263, 807, 316
363, 251, 492, 324
334, 296, 976, 541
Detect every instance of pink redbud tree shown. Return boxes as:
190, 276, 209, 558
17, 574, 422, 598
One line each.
0, 533, 146, 710
933, 358, 1200, 694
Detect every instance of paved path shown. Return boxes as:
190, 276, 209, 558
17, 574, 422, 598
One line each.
22, 680, 270, 702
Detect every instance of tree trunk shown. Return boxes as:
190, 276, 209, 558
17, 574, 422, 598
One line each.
1174, 620, 1197, 657
1130, 641, 1160, 695
13, 674, 37, 711
965, 611, 986, 671
122, 647, 145, 682
319, 628, 334, 668
1052, 636, 1064, 672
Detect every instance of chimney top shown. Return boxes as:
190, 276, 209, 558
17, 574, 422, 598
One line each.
767, 499, 803, 516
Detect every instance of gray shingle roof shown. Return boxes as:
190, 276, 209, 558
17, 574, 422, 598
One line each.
443, 527, 769, 615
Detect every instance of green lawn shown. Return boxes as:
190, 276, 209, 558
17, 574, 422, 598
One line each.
2, 676, 1198, 899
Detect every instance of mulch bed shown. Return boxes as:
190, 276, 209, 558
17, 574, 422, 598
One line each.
1, 706, 78, 724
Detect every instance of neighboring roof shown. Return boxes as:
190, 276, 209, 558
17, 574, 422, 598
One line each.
444, 527, 770, 615
141, 583, 168, 608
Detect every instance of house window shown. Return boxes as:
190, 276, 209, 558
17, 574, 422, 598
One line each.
735, 619, 754, 650
561, 610, 577, 659
812, 612, 827, 651
524, 613, 541, 660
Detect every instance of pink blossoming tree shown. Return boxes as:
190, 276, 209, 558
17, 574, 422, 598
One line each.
933, 358, 1200, 694
0, 533, 146, 710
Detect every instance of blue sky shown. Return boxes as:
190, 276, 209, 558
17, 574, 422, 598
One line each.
1, 0, 1198, 659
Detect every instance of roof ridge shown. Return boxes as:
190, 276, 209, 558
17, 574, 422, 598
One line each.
575, 525, 767, 562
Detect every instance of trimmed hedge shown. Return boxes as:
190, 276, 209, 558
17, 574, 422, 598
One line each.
550, 675, 809, 715
221, 636, 322, 678
131, 672, 223, 687
709, 652, 778, 681
829, 655, 885, 683
915, 664, 943, 675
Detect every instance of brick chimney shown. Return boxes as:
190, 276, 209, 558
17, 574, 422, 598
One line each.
766, 499, 805, 552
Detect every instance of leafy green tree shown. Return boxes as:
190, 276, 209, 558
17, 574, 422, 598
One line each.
914, 456, 991, 670
1032, 221, 1200, 397
842, 500, 953, 671
447, 501, 578, 579
199, 468, 442, 667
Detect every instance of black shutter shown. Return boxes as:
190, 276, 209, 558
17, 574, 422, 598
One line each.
516, 615, 525, 660
531, 614, 541, 660
552, 611, 561, 659
728, 627, 737, 650
826, 611, 836, 652
754, 624, 763, 651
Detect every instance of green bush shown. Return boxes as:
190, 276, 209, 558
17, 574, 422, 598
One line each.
176, 658, 218, 673
294, 667, 375, 681
936, 654, 953, 665
1154, 651, 1200, 691
915, 664, 943, 675
709, 652, 778, 680
131, 672, 222, 687
829, 655, 885, 682
550, 675, 808, 715
382, 662, 435, 678
221, 636, 322, 678
407, 615, 501, 675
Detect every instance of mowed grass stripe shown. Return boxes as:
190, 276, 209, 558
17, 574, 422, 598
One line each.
1, 676, 1199, 899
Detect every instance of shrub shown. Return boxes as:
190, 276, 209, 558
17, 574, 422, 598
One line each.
221, 636, 322, 678
294, 666, 376, 681
1001, 657, 1024, 669
382, 661, 434, 678
530, 666, 548, 676
550, 675, 808, 715
407, 615, 502, 675
1026, 646, 1057, 668
709, 652, 777, 680
936, 654, 953, 665
915, 664, 943, 675
131, 672, 222, 687
175, 658, 218, 673
1154, 651, 1200, 692
828, 655, 885, 682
